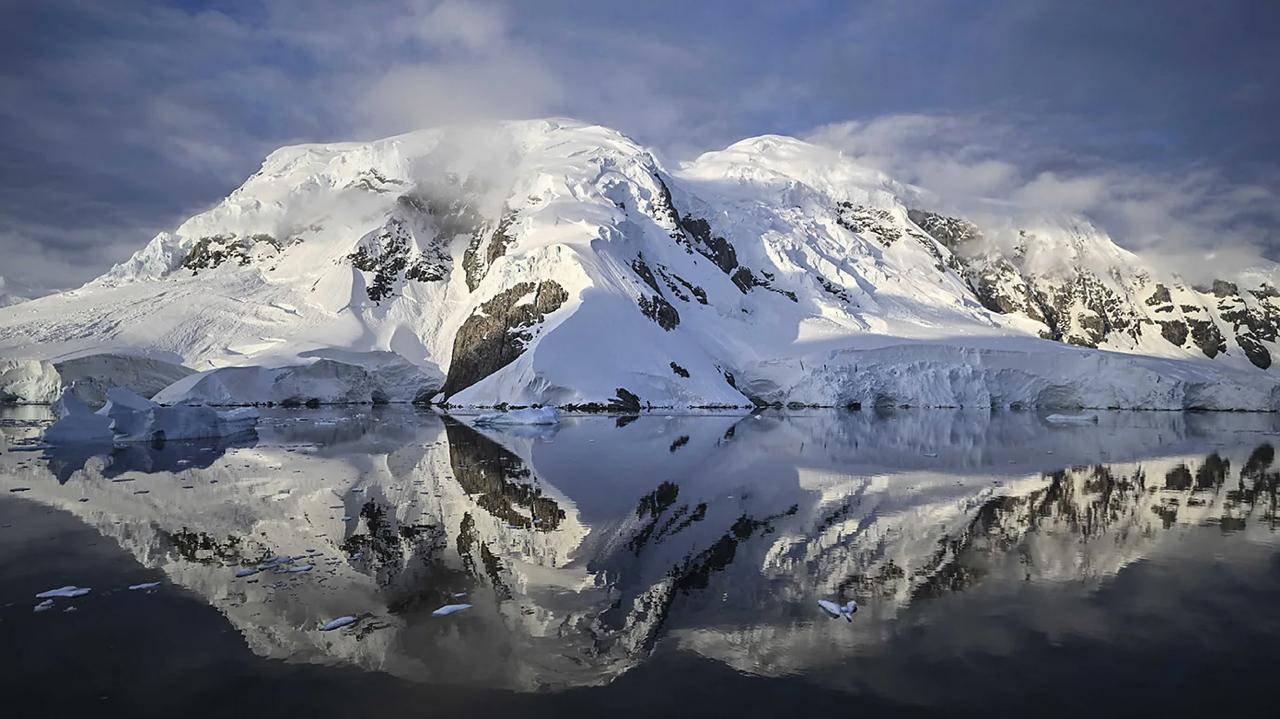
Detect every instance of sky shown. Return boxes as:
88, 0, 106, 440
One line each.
1, 0, 1278, 297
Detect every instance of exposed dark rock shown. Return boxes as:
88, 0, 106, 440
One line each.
182, 233, 282, 273
348, 217, 448, 302
1165, 464, 1193, 491
836, 203, 901, 246
669, 504, 799, 594
908, 209, 982, 249
1146, 284, 1173, 306
610, 388, 642, 413
443, 418, 564, 532
166, 528, 260, 565
344, 168, 406, 193
816, 274, 854, 304
651, 173, 748, 287
665, 272, 708, 304
443, 280, 569, 397
668, 435, 689, 452
1237, 333, 1272, 369
462, 209, 519, 291
678, 215, 738, 275
1159, 320, 1189, 347
636, 481, 679, 520
639, 294, 680, 330
669, 362, 689, 378
340, 500, 444, 588
456, 512, 511, 599
1187, 317, 1227, 358
631, 256, 662, 294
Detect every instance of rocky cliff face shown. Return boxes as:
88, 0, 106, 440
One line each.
909, 209, 1280, 368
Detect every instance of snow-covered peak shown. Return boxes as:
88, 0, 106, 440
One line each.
680, 133, 905, 206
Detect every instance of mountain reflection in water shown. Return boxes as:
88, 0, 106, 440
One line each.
2, 407, 1278, 714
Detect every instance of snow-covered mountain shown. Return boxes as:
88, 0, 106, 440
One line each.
1, 118, 1277, 409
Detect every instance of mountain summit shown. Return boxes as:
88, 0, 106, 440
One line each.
2, 118, 1278, 410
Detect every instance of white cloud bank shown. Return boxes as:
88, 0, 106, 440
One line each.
807, 114, 1280, 284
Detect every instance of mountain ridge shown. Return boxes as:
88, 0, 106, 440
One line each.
1, 118, 1278, 410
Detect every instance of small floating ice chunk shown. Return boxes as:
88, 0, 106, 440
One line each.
284, 564, 314, 573
128, 582, 161, 591
472, 407, 560, 426
922, 452, 938, 458
320, 616, 357, 632
817, 599, 858, 622
1045, 413, 1099, 425
432, 603, 472, 616
33, 599, 54, 613
36, 586, 91, 599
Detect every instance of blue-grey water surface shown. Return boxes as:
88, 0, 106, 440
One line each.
2, 406, 1278, 717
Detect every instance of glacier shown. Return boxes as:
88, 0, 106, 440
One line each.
0, 118, 1277, 410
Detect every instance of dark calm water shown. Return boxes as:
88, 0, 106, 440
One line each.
2, 406, 1279, 717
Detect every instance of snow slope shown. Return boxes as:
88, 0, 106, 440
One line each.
0, 119, 1276, 409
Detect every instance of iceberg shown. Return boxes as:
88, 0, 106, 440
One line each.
43, 392, 114, 444
42, 387, 259, 445
152, 357, 435, 407
1, 354, 192, 405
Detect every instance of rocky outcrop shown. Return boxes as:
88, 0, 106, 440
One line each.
442, 280, 569, 397
910, 208, 1278, 365
462, 209, 520, 291
837, 203, 901, 247
182, 233, 283, 273
347, 216, 449, 303
443, 418, 565, 532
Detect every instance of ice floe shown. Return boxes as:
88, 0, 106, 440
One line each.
36, 585, 91, 598
431, 603, 472, 616
817, 599, 858, 622
319, 616, 357, 632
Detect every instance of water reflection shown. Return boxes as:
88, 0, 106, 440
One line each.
1, 407, 1278, 692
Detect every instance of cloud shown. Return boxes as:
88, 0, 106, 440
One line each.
356, 53, 563, 135
806, 113, 1280, 284
408, 0, 507, 52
